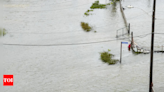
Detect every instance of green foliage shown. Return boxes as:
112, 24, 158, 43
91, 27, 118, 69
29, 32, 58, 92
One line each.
84, 12, 89, 16
84, 9, 94, 16
81, 22, 92, 32
87, 9, 93, 12
89, 0, 119, 9
90, 1, 107, 9
0, 28, 6, 36
100, 50, 119, 65
84, 0, 116, 16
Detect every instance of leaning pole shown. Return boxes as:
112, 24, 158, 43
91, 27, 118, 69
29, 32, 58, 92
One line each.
149, 0, 156, 92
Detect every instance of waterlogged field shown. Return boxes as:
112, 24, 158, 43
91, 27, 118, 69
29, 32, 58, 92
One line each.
1, 0, 164, 92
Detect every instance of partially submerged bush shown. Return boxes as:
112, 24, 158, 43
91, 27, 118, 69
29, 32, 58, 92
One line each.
84, 0, 113, 16
90, 1, 107, 9
87, 9, 93, 12
84, 12, 89, 16
90, 0, 118, 9
81, 22, 92, 32
84, 9, 93, 16
0, 28, 6, 36
100, 50, 119, 65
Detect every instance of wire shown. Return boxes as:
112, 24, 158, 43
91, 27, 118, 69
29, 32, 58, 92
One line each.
117, 32, 164, 41
154, 33, 164, 34
3, 2, 74, 9
2, 38, 128, 47
126, 8, 164, 20
3, 32, 164, 47
134, 33, 151, 38
133, 7, 152, 17
13, 0, 84, 7
3, 2, 93, 12
2, 0, 73, 3
132, 32, 164, 38
128, 12, 149, 20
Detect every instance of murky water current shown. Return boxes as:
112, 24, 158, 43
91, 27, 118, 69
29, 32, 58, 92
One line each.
1, 0, 164, 92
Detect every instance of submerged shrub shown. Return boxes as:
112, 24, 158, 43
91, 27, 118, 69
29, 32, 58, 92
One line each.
84, 0, 115, 16
90, 1, 107, 9
0, 28, 6, 36
100, 51, 119, 65
87, 9, 93, 12
81, 22, 92, 32
84, 9, 93, 16
84, 12, 89, 16
90, 0, 118, 9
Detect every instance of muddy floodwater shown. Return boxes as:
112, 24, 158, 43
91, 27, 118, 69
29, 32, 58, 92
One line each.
1, 0, 164, 92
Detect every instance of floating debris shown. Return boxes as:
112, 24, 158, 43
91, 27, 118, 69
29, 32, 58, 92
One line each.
127, 5, 134, 8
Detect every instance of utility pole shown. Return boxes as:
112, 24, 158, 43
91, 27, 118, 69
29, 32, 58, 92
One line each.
149, 0, 156, 92
131, 32, 133, 47
128, 23, 130, 34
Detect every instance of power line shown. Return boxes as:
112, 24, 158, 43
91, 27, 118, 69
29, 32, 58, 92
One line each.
14, 0, 84, 7
155, 33, 164, 34
3, 2, 93, 12
127, 9, 164, 20
131, 32, 164, 39
3, 0, 89, 10
134, 7, 152, 16
2, 0, 73, 3
134, 33, 151, 38
2, 38, 128, 47
4, 32, 163, 47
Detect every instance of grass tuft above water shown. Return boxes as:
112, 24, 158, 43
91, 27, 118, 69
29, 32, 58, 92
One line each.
84, 12, 89, 16
0, 28, 6, 36
81, 22, 92, 32
87, 9, 94, 12
84, 9, 94, 16
100, 50, 119, 65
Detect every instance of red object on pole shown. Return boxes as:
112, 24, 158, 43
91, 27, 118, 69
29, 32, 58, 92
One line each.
128, 44, 131, 51
128, 44, 131, 48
